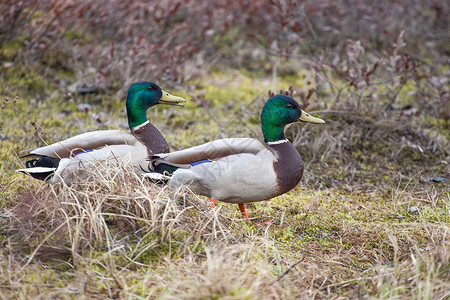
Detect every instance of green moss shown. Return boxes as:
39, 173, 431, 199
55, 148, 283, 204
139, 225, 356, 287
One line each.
2, 65, 50, 94
62, 30, 91, 43
0, 35, 29, 61
0, 37, 448, 299
41, 49, 74, 74
395, 79, 419, 105
424, 115, 450, 139
125, 229, 193, 266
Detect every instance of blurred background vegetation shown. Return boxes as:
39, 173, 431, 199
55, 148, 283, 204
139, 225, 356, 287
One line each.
0, 0, 448, 298
1, 0, 448, 191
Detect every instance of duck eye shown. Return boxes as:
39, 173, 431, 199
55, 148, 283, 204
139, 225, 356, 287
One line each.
146, 86, 153, 91
285, 103, 294, 109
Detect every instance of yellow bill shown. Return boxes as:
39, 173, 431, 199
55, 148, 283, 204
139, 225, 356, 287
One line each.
159, 90, 186, 106
299, 111, 325, 124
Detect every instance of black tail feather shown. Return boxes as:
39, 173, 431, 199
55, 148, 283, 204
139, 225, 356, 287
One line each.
24, 156, 60, 181
25, 156, 60, 169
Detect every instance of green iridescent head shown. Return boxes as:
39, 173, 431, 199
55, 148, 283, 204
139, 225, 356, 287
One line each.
126, 81, 185, 129
260, 94, 325, 142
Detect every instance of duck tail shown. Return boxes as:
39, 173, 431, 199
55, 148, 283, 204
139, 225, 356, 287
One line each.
141, 172, 171, 181
17, 156, 60, 181
141, 172, 171, 185
140, 159, 184, 185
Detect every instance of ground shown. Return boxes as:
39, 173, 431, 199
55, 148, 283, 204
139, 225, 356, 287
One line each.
0, 1, 449, 299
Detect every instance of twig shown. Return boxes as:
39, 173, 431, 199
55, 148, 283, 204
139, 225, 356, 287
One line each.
0, 178, 17, 196
322, 277, 372, 289
270, 257, 305, 285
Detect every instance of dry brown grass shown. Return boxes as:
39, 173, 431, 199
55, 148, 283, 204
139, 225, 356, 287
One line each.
1, 71, 449, 298
0, 154, 448, 299
1, 74, 448, 298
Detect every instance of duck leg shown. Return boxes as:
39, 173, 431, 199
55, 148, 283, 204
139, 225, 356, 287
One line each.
209, 198, 217, 210
210, 199, 249, 222
238, 203, 250, 221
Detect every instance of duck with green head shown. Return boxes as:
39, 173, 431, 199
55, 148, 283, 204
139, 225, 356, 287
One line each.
145, 94, 324, 219
18, 81, 185, 184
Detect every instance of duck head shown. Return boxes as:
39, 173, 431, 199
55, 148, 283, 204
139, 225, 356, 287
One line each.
126, 81, 186, 129
260, 94, 325, 142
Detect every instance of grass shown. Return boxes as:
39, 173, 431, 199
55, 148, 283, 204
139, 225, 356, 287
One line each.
0, 171, 448, 298
0, 2, 449, 296
0, 69, 448, 298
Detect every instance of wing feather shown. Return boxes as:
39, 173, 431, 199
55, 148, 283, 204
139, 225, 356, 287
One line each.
26, 130, 139, 158
154, 138, 265, 164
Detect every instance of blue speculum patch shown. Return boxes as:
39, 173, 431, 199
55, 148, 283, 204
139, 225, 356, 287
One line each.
190, 159, 212, 166
76, 149, 93, 156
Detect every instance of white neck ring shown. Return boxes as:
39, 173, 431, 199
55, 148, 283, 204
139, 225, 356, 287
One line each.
131, 120, 150, 132
266, 139, 289, 145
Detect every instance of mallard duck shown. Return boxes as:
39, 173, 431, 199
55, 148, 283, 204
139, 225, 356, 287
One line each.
17, 81, 185, 184
145, 94, 324, 219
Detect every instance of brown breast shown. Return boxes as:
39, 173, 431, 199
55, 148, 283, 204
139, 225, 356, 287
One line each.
132, 122, 170, 156
270, 142, 304, 196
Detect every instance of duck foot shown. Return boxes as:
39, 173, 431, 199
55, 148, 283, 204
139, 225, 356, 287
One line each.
255, 219, 273, 226
238, 203, 250, 222
210, 200, 268, 224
